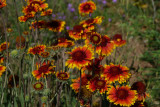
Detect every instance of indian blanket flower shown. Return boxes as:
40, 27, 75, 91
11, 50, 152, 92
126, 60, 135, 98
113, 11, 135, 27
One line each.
7, 28, 13, 33
107, 86, 137, 106
56, 71, 70, 80
131, 81, 149, 101
80, 16, 104, 28
41, 9, 52, 16
70, 73, 92, 93
47, 20, 65, 32
28, 0, 48, 11
16, 36, 26, 49
0, 42, 9, 52
8, 75, 19, 88
113, 34, 126, 47
68, 25, 86, 40
57, 38, 74, 48
86, 77, 110, 94
30, 20, 47, 29
96, 35, 115, 56
79, 1, 96, 15
18, 12, 35, 22
0, 65, 6, 77
86, 32, 102, 46
40, 52, 50, 58
0, 0, 6, 8
65, 46, 94, 69
0, 56, 4, 64
28, 45, 46, 55
33, 82, 44, 90
103, 63, 131, 83
32, 63, 55, 80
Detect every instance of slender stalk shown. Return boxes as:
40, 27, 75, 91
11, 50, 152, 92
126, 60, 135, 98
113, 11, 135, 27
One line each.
151, 0, 156, 24
0, 10, 9, 105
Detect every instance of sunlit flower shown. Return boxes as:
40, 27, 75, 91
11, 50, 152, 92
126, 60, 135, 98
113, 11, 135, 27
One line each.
68, 25, 86, 40
33, 82, 44, 90
40, 52, 50, 58
80, 16, 104, 28
113, 34, 126, 47
28, 0, 48, 11
70, 73, 92, 93
41, 9, 52, 16
66, 46, 94, 69
79, 1, 96, 15
28, 45, 46, 55
56, 70, 70, 80
47, 20, 65, 32
18, 12, 35, 22
16, 36, 26, 49
103, 63, 131, 83
96, 35, 115, 56
22, 5, 38, 15
32, 63, 55, 80
30, 20, 46, 29
86, 32, 102, 45
131, 81, 149, 101
8, 75, 19, 88
0, 0, 6, 9
107, 86, 137, 106
87, 77, 109, 94
0, 42, 10, 52
57, 38, 74, 48
0, 65, 6, 77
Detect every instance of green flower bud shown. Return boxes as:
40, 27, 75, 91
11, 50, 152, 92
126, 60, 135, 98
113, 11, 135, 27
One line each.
41, 96, 48, 102
10, 50, 18, 57
25, 95, 29, 102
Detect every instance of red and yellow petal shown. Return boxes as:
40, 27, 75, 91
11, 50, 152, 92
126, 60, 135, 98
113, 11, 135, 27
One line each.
0, 42, 10, 52
56, 71, 70, 80
107, 86, 137, 106
0, 65, 6, 77
28, 44, 46, 55
0, 0, 7, 9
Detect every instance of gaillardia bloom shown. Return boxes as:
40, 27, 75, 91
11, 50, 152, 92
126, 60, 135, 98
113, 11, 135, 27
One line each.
57, 38, 74, 48
131, 81, 149, 101
16, 36, 26, 49
30, 20, 47, 29
79, 1, 96, 15
8, 75, 19, 88
28, 45, 46, 55
85, 32, 102, 46
103, 63, 131, 83
113, 34, 126, 47
96, 35, 115, 56
86, 77, 110, 94
131, 101, 148, 107
0, 0, 6, 9
70, 73, 92, 93
32, 63, 55, 80
107, 86, 137, 106
0, 65, 6, 77
33, 82, 44, 90
0, 56, 4, 64
47, 20, 65, 32
0, 42, 9, 52
56, 71, 70, 80
68, 25, 86, 40
41, 9, 53, 16
7, 28, 13, 33
65, 46, 94, 69
80, 16, 104, 28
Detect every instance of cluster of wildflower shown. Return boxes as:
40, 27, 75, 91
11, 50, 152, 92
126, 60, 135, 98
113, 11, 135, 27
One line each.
64, 1, 149, 107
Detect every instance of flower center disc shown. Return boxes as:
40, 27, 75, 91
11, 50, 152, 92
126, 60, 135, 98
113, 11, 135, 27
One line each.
35, 83, 42, 89
116, 89, 129, 99
72, 51, 86, 61
60, 73, 66, 78
38, 65, 50, 73
110, 66, 121, 76
1, 44, 7, 50
95, 80, 105, 89
84, 4, 91, 10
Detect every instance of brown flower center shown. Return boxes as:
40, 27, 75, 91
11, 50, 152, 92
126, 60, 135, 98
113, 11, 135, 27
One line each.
116, 89, 129, 99
72, 51, 86, 61
95, 80, 105, 89
38, 65, 50, 73
83, 4, 91, 10
48, 20, 60, 28
59, 73, 67, 78
109, 66, 122, 76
